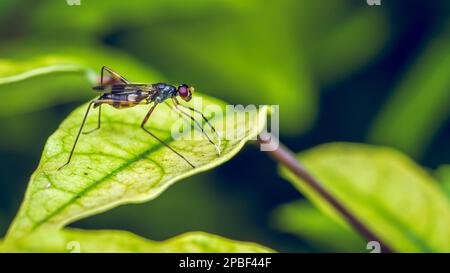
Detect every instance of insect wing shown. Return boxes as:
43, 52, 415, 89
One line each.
93, 84, 157, 94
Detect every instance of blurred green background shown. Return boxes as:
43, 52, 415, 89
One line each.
0, 0, 449, 252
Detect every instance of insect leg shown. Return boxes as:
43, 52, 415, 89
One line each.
166, 102, 221, 156
58, 101, 95, 170
141, 103, 196, 168
171, 97, 221, 155
100, 66, 130, 84
83, 105, 101, 134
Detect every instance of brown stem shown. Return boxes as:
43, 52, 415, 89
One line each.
257, 134, 394, 253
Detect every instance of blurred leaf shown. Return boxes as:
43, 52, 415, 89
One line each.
0, 45, 162, 117
0, 55, 94, 85
2, 229, 274, 253
5, 95, 267, 241
272, 200, 365, 252
124, 1, 316, 135
30, 0, 245, 34
0, 0, 26, 25
369, 25, 450, 157
288, 0, 389, 83
307, 8, 389, 83
280, 143, 450, 252
0, 55, 94, 117
14, 0, 390, 136
435, 165, 450, 198
0, 0, 13, 17
123, 1, 388, 135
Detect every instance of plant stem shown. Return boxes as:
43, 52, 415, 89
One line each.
257, 134, 394, 253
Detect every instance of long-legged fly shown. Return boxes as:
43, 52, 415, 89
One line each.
58, 66, 221, 170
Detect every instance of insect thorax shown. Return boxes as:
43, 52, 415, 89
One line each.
152, 83, 177, 103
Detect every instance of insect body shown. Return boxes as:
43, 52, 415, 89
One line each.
93, 82, 183, 108
58, 66, 220, 170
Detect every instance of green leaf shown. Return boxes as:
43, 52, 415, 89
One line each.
272, 200, 365, 252
5, 94, 267, 241
307, 8, 389, 83
2, 229, 274, 253
0, 54, 94, 117
279, 143, 450, 252
368, 24, 450, 157
0, 0, 22, 21
0, 56, 94, 85
435, 165, 450, 198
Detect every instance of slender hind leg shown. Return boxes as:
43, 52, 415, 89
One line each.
83, 105, 101, 134
84, 66, 128, 134
58, 101, 95, 170
141, 103, 195, 168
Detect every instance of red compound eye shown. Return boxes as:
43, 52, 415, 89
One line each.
178, 84, 189, 97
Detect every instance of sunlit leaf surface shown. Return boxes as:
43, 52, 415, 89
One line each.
2, 229, 274, 253
280, 143, 450, 252
5, 94, 267, 241
272, 200, 365, 252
